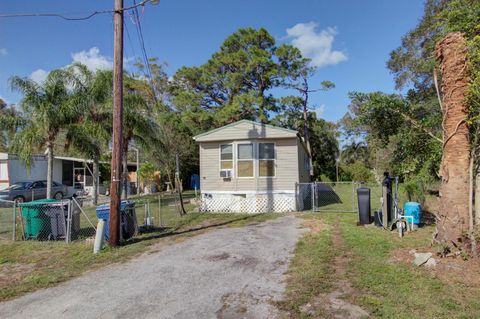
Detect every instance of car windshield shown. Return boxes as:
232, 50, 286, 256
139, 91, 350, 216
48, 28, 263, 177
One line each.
6, 182, 31, 190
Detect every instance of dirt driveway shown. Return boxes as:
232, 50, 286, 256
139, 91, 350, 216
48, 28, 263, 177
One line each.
0, 215, 302, 319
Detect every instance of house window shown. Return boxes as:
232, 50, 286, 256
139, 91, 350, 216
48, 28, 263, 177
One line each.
259, 142, 275, 177
237, 144, 254, 177
220, 144, 233, 170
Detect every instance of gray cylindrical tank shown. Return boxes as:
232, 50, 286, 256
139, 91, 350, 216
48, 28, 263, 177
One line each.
357, 187, 371, 225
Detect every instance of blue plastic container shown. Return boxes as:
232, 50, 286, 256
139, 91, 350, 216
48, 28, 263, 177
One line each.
96, 200, 135, 240
403, 202, 421, 225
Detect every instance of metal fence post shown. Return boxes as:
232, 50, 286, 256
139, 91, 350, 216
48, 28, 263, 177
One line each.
159, 194, 163, 227
66, 200, 72, 243
294, 183, 298, 211
352, 182, 356, 213
311, 182, 315, 213
12, 200, 17, 241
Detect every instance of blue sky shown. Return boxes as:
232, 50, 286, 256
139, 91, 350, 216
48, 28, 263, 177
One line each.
0, 0, 424, 123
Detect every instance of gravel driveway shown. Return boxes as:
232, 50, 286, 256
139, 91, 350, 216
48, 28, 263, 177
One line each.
0, 215, 302, 319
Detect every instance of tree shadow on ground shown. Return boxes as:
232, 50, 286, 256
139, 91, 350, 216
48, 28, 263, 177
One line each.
315, 183, 342, 207
121, 214, 260, 246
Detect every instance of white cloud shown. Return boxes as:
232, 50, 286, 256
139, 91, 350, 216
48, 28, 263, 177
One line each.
29, 69, 49, 84
71, 47, 113, 71
0, 48, 7, 56
313, 104, 325, 119
27, 47, 132, 86
286, 22, 347, 67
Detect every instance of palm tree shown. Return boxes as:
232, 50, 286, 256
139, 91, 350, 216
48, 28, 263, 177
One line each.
0, 99, 25, 152
64, 64, 112, 205
121, 75, 160, 198
341, 141, 369, 165
10, 69, 79, 199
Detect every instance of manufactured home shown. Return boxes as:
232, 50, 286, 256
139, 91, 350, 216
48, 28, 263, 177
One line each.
193, 120, 310, 213
0, 153, 139, 196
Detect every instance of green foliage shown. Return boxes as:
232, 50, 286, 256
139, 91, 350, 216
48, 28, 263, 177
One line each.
9, 69, 82, 167
169, 27, 309, 124
272, 109, 339, 180
387, 0, 446, 90
340, 161, 374, 182
0, 103, 24, 152
137, 162, 156, 183
342, 91, 442, 180
63, 64, 112, 161
341, 141, 368, 165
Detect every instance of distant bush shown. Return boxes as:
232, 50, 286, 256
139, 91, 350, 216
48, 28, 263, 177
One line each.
340, 161, 375, 183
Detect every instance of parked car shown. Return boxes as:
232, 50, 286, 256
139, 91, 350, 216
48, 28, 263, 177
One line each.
0, 180, 67, 203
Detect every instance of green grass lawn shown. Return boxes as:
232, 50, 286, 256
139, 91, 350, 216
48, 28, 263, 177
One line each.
313, 182, 412, 214
281, 213, 480, 319
0, 203, 15, 241
0, 195, 280, 301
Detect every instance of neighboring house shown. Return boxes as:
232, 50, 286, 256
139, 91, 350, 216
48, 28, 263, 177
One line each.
193, 120, 310, 213
0, 153, 139, 196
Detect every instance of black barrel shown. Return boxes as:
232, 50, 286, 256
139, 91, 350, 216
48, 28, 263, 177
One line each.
374, 209, 382, 227
357, 187, 371, 225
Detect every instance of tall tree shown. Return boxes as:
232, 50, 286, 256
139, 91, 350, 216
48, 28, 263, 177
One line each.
272, 99, 339, 181
0, 99, 24, 152
121, 75, 160, 198
435, 33, 471, 244
64, 64, 112, 205
343, 0, 480, 250
341, 141, 369, 165
10, 69, 79, 198
283, 63, 334, 181
169, 27, 308, 125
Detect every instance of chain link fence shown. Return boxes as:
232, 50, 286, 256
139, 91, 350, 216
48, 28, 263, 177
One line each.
17, 200, 71, 241
296, 183, 314, 211
296, 181, 382, 213
0, 199, 17, 240
0, 191, 199, 243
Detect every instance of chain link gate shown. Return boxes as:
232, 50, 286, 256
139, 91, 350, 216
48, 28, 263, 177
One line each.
313, 181, 358, 213
296, 182, 382, 213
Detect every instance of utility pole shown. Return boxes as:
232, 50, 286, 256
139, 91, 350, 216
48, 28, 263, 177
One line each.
109, 0, 124, 247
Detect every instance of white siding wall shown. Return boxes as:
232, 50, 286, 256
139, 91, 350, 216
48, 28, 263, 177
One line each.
6, 156, 63, 184
298, 142, 310, 183
200, 138, 299, 193
195, 120, 297, 142
0, 161, 8, 190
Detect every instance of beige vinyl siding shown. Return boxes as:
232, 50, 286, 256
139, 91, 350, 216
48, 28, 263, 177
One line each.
195, 120, 297, 142
200, 138, 299, 192
298, 141, 310, 183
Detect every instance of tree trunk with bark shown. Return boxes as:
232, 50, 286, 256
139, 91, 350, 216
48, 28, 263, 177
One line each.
435, 32, 471, 244
46, 141, 54, 199
476, 172, 480, 230
303, 103, 314, 182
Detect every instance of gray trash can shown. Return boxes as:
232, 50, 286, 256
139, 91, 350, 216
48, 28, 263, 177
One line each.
44, 204, 67, 239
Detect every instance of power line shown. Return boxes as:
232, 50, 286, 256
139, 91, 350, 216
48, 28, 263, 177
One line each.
0, 0, 156, 20
124, 19, 138, 62
131, 0, 158, 102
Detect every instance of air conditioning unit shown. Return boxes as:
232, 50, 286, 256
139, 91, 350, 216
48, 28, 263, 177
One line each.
220, 170, 232, 178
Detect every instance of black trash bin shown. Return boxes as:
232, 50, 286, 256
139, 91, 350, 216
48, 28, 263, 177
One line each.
357, 187, 371, 225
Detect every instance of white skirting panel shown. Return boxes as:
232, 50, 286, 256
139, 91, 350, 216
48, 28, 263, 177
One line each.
200, 191, 295, 213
